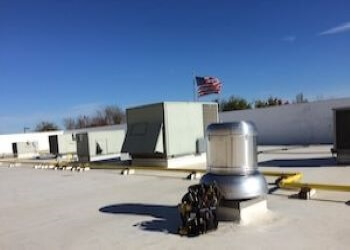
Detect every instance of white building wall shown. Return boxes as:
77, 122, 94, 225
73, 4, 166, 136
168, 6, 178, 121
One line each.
219, 98, 350, 145
0, 131, 64, 156
0, 124, 127, 156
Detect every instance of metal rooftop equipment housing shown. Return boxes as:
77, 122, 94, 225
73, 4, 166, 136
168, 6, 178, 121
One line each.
121, 102, 218, 167
333, 107, 350, 164
76, 129, 126, 162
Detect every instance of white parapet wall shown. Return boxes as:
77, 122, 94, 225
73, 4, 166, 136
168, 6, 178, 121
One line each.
0, 124, 127, 157
13, 141, 40, 159
219, 97, 350, 145
0, 131, 64, 156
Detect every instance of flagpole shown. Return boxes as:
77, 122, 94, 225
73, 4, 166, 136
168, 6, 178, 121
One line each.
218, 80, 222, 103
192, 71, 197, 102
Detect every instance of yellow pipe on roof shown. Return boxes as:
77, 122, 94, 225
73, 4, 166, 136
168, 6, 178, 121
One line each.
260, 170, 300, 177
272, 171, 350, 192
280, 181, 350, 192
2, 159, 350, 193
123, 167, 350, 193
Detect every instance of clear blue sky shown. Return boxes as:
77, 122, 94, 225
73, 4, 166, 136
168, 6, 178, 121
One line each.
1, 0, 350, 133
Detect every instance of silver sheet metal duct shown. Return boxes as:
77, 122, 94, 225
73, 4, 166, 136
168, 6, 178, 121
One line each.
200, 121, 267, 200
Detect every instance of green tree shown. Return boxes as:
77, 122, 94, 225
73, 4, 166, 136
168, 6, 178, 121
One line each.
254, 96, 284, 108
218, 96, 252, 111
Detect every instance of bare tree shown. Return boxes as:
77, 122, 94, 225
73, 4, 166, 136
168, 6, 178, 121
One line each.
35, 121, 59, 132
63, 118, 76, 130
103, 105, 124, 125
63, 105, 125, 129
90, 111, 106, 127
76, 115, 91, 129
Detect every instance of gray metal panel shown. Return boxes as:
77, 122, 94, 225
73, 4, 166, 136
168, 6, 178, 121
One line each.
334, 109, 350, 150
12, 143, 17, 156
337, 150, 350, 164
125, 103, 164, 124
76, 133, 90, 162
122, 103, 165, 157
49, 135, 58, 155
196, 138, 206, 154
122, 122, 163, 156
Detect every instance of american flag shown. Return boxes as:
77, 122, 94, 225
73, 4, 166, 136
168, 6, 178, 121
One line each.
195, 76, 222, 97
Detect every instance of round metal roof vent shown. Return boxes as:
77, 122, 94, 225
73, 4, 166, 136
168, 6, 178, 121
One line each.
201, 121, 267, 200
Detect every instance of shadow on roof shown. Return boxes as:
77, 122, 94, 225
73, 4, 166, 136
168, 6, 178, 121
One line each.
99, 203, 180, 234
259, 157, 337, 168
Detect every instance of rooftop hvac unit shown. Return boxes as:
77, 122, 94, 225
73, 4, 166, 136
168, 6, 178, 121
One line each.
49, 134, 77, 156
76, 129, 126, 162
121, 102, 218, 167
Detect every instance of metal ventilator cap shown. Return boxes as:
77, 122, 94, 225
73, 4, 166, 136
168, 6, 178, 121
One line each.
206, 121, 258, 175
